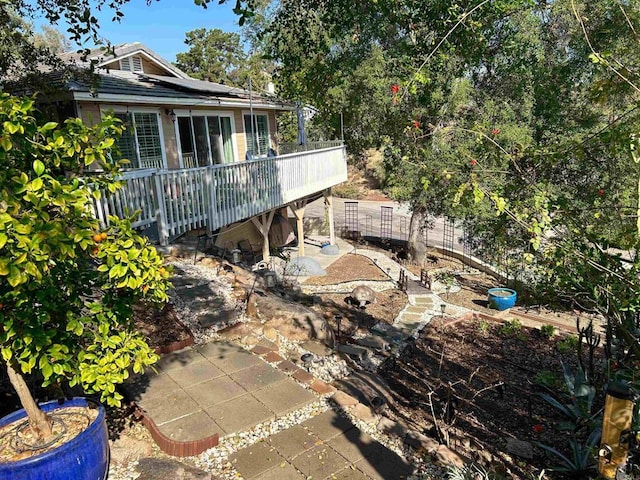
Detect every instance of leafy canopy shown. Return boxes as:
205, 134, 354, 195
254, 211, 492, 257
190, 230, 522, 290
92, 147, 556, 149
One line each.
0, 94, 171, 406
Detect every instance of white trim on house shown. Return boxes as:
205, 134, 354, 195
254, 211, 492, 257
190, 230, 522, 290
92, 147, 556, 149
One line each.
100, 50, 186, 78
172, 109, 239, 167
99, 105, 168, 169
72, 92, 296, 110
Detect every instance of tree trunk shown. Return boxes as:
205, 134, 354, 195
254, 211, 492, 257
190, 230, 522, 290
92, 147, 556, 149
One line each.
408, 208, 429, 263
6, 362, 53, 440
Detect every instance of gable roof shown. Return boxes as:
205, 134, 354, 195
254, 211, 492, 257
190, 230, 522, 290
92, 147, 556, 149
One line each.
60, 42, 189, 79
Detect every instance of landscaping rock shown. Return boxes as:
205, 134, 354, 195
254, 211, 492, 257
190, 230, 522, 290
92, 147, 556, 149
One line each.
434, 445, 466, 468
334, 371, 395, 407
109, 436, 152, 465
320, 244, 340, 256
335, 343, 370, 361
352, 403, 374, 422
136, 458, 212, 480
350, 285, 377, 308
330, 391, 359, 409
301, 340, 333, 356
405, 430, 439, 454
377, 416, 407, 439
218, 322, 252, 340
504, 438, 535, 460
249, 292, 334, 346
354, 335, 389, 351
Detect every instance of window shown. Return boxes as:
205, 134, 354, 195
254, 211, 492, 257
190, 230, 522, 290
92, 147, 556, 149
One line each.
111, 111, 164, 169
119, 56, 144, 73
176, 114, 235, 167
244, 113, 269, 158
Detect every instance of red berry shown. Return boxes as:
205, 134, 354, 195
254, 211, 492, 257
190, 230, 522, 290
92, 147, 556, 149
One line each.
391, 84, 400, 94
470, 159, 477, 166
413, 120, 420, 129
598, 189, 604, 196
532, 424, 545, 433
491, 128, 500, 136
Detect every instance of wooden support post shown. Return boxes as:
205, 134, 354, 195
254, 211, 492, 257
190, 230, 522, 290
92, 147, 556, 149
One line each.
251, 210, 275, 262
324, 188, 336, 245
290, 200, 307, 257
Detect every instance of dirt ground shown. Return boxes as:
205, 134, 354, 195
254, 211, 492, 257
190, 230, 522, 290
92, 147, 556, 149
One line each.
133, 303, 191, 350
380, 316, 605, 478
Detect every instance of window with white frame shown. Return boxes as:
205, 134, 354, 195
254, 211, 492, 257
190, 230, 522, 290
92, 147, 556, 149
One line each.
243, 113, 269, 158
111, 111, 164, 169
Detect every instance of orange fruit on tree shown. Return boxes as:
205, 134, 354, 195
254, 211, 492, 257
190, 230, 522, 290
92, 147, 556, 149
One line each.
100, 232, 107, 240
93, 233, 102, 242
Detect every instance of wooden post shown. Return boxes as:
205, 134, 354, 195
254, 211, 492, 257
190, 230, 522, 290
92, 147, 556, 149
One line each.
251, 210, 275, 262
153, 172, 168, 246
290, 200, 307, 256
324, 188, 336, 245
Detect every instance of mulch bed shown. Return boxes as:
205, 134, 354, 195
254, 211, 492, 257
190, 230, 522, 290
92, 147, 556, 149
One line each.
134, 303, 191, 351
379, 315, 605, 478
303, 253, 388, 285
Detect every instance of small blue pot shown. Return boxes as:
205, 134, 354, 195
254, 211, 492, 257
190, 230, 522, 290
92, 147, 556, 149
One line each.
0, 397, 109, 480
488, 288, 517, 311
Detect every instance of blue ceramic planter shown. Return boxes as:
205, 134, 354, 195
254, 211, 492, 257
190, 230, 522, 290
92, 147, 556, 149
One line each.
0, 398, 109, 480
488, 288, 517, 311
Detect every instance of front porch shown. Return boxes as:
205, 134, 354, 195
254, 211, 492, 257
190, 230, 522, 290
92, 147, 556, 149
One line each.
92, 144, 348, 254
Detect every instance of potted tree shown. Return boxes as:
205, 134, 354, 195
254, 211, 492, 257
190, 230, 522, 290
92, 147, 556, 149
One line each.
0, 94, 170, 479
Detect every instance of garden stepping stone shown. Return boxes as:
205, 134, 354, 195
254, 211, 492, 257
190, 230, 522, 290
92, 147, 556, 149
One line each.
135, 458, 212, 480
354, 335, 389, 351
404, 305, 428, 315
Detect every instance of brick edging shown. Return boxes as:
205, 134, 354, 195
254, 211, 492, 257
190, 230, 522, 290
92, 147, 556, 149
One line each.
136, 405, 219, 457
154, 318, 195, 355
436, 310, 576, 334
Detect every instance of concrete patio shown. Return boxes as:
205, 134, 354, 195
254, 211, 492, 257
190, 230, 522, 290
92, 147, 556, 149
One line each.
123, 341, 316, 441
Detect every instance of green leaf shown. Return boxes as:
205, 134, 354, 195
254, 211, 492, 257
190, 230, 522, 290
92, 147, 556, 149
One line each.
33, 160, 45, 176
0, 233, 7, 250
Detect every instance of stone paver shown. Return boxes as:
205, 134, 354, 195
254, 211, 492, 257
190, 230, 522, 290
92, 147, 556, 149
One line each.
267, 424, 318, 460
164, 359, 224, 388
404, 305, 428, 315
123, 341, 320, 440
231, 363, 288, 391
230, 441, 284, 479
233, 409, 415, 480
208, 350, 263, 374
291, 444, 350, 480
254, 463, 304, 480
184, 376, 246, 407
206, 393, 274, 434
303, 410, 355, 440
254, 379, 316, 416
159, 410, 222, 442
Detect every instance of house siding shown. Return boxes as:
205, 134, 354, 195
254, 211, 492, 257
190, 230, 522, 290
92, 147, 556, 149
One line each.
78, 102, 102, 127
214, 222, 262, 253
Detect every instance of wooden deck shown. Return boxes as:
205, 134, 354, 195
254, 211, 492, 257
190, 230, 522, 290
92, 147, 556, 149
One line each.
91, 145, 348, 245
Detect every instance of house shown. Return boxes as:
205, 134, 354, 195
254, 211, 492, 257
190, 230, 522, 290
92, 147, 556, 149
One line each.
54, 43, 347, 259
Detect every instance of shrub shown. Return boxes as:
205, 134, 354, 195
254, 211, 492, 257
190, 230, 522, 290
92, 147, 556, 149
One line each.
0, 94, 170, 440
540, 324, 556, 338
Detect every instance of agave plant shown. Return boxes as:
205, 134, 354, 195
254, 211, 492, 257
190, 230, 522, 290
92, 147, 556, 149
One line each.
535, 362, 601, 431
537, 428, 601, 477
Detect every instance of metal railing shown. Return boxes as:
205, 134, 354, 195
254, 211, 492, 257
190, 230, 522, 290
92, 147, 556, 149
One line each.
277, 140, 344, 155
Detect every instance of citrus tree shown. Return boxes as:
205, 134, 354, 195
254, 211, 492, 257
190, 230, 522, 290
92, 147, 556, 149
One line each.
0, 93, 171, 440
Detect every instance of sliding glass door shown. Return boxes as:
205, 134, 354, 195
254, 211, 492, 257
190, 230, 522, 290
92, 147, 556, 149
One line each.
176, 113, 235, 167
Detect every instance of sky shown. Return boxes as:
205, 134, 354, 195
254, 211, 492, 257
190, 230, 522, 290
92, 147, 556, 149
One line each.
35, 0, 243, 63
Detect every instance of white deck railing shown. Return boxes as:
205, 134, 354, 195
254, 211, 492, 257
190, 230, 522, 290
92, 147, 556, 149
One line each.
92, 145, 347, 245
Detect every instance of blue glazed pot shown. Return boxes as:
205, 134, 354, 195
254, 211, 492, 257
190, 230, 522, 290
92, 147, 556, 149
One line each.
488, 288, 517, 311
0, 398, 109, 480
